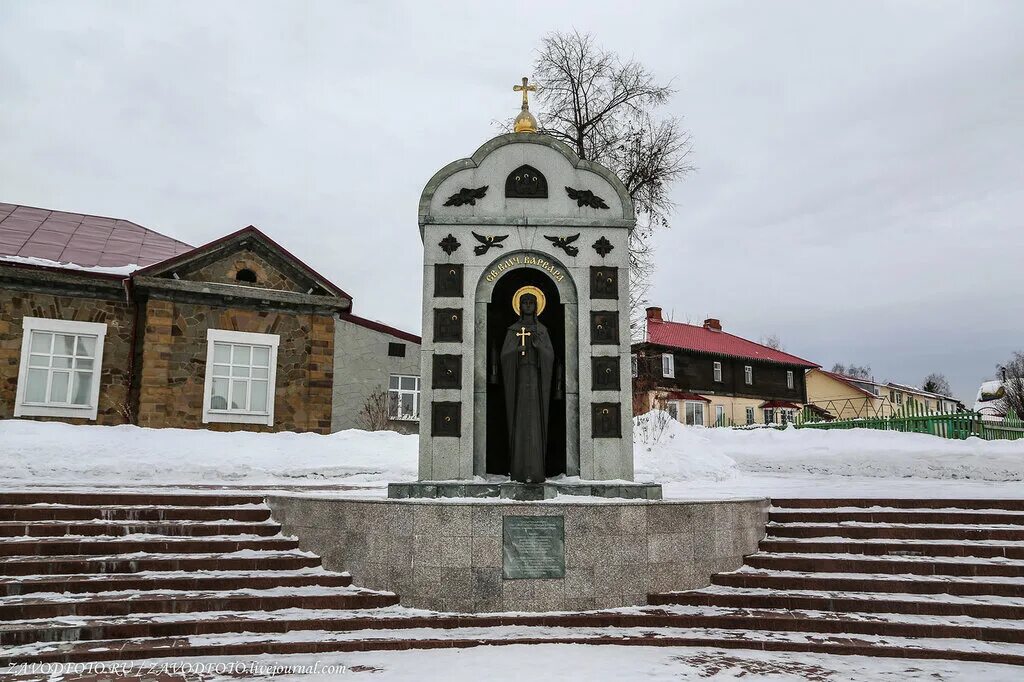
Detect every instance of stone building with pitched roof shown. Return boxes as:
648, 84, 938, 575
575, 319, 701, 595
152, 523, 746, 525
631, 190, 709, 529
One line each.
0, 202, 419, 433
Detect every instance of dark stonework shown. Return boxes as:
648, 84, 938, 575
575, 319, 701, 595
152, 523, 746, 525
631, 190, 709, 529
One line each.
592, 356, 621, 391
431, 401, 461, 437
432, 354, 462, 389
433, 264, 463, 298
439, 233, 461, 256
592, 236, 614, 258
443, 186, 488, 207
592, 403, 622, 438
502, 515, 565, 580
433, 308, 463, 343
505, 164, 548, 198
543, 234, 580, 257
590, 266, 619, 300
471, 232, 509, 256
590, 311, 620, 345
387, 480, 663, 500
565, 186, 610, 209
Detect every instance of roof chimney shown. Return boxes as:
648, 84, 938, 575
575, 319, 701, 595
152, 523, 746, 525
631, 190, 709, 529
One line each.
646, 306, 663, 322
703, 318, 722, 331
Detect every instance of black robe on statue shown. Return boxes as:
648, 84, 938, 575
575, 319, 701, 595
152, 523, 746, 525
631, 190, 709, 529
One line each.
499, 307, 554, 483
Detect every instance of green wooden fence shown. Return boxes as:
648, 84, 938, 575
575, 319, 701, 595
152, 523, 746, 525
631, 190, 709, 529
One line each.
793, 403, 1024, 441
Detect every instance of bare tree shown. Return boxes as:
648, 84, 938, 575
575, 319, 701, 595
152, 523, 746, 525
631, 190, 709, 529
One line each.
761, 334, 784, 350
357, 387, 392, 431
831, 363, 872, 380
531, 30, 695, 333
998, 352, 1024, 417
922, 372, 952, 397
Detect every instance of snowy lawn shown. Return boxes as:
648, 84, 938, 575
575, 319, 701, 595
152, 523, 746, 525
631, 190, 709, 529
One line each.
1, 413, 1022, 498
19, 645, 1019, 681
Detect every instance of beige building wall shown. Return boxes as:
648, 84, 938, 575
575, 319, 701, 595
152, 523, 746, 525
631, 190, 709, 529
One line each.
805, 369, 887, 420
644, 391, 800, 426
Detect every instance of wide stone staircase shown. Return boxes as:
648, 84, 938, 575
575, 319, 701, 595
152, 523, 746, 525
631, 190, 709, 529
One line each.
649, 498, 1024, 665
2, 493, 1023, 667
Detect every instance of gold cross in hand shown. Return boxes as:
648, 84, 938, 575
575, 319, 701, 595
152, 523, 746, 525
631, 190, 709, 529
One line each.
513, 76, 536, 109
516, 326, 532, 355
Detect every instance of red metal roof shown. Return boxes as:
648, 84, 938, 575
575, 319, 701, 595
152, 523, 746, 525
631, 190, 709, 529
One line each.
0, 203, 193, 268
759, 400, 802, 409
340, 313, 421, 344
665, 391, 711, 402
647, 319, 819, 368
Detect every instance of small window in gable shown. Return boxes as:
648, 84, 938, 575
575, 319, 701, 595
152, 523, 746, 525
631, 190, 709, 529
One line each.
388, 342, 406, 357
505, 164, 548, 198
235, 268, 258, 284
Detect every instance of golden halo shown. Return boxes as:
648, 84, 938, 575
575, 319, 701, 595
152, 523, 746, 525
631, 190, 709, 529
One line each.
512, 286, 546, 316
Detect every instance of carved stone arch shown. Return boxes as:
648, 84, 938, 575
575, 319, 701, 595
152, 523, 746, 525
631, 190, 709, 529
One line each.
505, 164, 548, 199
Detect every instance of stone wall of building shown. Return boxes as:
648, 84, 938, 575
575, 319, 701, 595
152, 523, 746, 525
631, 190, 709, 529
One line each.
186, 249, 307, 293
136, 298, 334, 433
333, 318, 421, 434
267, 495, 769, 613
0, 289, 134, 425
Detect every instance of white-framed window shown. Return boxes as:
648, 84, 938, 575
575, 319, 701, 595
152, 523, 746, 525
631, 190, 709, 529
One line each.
715, 404, 726, 426
745, 406, 755, 425
764, 407, 776, 424
631, 354, 638, 378
15, 317, 107, 420
786, 370, 794, 390
713, 361, 722, 382
684, 401, 705, 426
662, 353, 675, 378
744, 365, 753, 385
388, 374, 421, 420
202, 329, 279, 426
666, 401, 679, 421
781, 408, 795, 424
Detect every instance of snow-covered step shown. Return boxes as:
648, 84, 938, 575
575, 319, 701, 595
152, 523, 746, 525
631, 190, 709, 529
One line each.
759, 538, 1024, 560
0, 519, 282, 538
0, 504, 272, 522
766, 521, 1024, 541
5, 624, 1024, 667
0, 566, 352, 597
650, 585, 1024, 619
770, 509, 1024, 525
0, 548, 322, 576
0, 535, 299, 557
746, 552, 1024, 578
0, 492, 265, 507
772, 498, 1024, 512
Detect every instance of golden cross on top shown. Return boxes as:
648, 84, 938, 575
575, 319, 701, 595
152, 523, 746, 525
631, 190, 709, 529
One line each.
516, 326, 532, 355
513, 76, 536, 109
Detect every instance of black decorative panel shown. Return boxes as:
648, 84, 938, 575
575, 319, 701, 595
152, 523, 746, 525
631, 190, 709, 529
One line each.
433, 308, 463, 343
590, 266, 619, 300
434, 263, 464, 298
432, 354, 462, 390
591, 356, 621, 391
505, 164, 548, 198
590, 311, 619, 345
388, 342, 406, 357
432, 402, 461, 437
592, 403, 622, 438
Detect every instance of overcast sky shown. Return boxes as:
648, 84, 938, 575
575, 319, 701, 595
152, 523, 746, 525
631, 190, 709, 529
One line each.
1, 1, 1021, 402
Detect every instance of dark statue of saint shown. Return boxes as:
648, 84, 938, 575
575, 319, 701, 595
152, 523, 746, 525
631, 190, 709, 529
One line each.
498, 292, 555, 483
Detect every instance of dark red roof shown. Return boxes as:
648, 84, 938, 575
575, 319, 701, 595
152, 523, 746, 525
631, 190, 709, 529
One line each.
340, 313, 421, 344
0, 203, 192, 268
647, 319, 819, 368
760, 400, 801, 409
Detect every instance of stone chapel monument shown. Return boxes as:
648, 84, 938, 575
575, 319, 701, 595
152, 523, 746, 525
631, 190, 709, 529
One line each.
389, 78, 659, 499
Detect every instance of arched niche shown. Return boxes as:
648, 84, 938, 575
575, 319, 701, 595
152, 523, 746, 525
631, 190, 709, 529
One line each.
473, 251, 579, 477
505, 164, 548, 199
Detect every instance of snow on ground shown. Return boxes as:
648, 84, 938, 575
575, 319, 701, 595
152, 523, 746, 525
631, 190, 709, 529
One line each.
1, 412, 1022, 498
15, 645, 1019, 681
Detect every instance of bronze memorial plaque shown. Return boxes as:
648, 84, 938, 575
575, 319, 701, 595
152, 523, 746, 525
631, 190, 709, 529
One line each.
502, 515, 565, 580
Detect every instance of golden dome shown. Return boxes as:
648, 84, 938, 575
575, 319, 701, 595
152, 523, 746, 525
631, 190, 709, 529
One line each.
512, 76, 538, 133
514, 108, 538, 134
